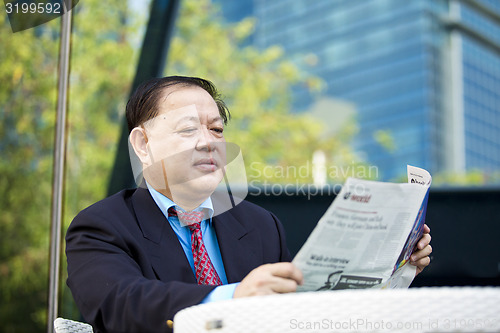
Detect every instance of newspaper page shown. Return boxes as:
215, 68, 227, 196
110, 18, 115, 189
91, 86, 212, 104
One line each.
293, 166, 431, 292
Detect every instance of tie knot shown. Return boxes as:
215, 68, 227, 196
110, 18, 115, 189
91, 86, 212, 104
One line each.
187, 223, 201, 232
168, 207, 205, 226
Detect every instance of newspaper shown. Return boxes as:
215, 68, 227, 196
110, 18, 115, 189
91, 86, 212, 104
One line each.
293, 165, 431, 291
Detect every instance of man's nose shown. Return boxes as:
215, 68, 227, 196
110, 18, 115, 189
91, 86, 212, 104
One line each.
195, 126, 215, 151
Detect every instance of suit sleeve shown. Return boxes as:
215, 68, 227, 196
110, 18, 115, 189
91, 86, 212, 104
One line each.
270, 212, 293, 262
65, 209, 215, 333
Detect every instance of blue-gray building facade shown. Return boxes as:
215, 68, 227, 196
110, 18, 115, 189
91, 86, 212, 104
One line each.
214, 0, 500, 181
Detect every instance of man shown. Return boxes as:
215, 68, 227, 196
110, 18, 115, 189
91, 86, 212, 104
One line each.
66, 76, 432, 333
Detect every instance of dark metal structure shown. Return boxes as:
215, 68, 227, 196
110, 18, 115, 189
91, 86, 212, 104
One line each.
246, 186, 500, 287
108, 0, 181, 195
48, 1, 180, 331
47, 3, 73, 332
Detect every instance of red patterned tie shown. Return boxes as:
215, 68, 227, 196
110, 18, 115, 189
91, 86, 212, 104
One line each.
168, 207, 223, 286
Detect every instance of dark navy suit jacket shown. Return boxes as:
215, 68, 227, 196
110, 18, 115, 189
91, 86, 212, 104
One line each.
66, 187, 291, 333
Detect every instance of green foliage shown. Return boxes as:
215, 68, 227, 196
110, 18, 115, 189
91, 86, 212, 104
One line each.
167, 0, 355, 185
0, 0, 139, 331
64, 0, 136, 211
0, 11, 59, 332
373, 129, 396, 153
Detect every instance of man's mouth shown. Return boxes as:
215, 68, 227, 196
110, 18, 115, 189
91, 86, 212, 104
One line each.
193, 158, 218, 171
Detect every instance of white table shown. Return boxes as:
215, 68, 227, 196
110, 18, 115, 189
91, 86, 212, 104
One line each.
174, 287, 500, 332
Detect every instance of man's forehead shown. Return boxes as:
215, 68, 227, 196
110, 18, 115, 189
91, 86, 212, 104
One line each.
160, 86, 216, 110
144, 104, 222, 127
159, 84, 212, 106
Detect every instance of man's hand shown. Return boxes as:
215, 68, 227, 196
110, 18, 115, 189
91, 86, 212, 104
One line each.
410, 224, 432, 276
233, 262, 303, 298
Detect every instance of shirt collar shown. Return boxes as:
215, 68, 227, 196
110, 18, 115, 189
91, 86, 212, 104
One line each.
145, 182, 214, 223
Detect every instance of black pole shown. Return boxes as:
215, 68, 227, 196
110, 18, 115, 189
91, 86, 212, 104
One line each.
108, 0, 181, 195
47, 2, 73, 332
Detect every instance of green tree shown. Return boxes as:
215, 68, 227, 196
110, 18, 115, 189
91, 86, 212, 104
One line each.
0, 1, 140, 331
0, 11, 59, 332
167, 0, 366, 185
59, 0, 140, 321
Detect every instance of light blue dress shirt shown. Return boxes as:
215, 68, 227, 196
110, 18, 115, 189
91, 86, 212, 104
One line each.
147, 184, 238, 303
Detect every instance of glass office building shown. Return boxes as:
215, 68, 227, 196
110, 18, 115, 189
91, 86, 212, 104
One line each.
214, 0, 500, 181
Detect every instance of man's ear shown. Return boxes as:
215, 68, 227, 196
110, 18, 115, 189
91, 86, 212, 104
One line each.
129, 127, 151, 165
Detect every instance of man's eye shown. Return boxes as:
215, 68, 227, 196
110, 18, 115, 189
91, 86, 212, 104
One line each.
179, 128, 197, 134
211, 127, 224, 134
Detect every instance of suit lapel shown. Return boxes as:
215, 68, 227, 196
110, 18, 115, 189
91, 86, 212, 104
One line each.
131, 188, 261, 285
131, 187, 196, 283
213, 211, 263, 283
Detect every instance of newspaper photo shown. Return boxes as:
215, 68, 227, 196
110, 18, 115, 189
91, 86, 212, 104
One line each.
293, 165, 432, 291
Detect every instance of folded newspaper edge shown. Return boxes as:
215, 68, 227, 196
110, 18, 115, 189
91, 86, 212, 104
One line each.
293, 165, 432, 292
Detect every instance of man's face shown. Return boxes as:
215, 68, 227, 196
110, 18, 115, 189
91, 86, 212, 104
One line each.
138, 86, 226, 208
